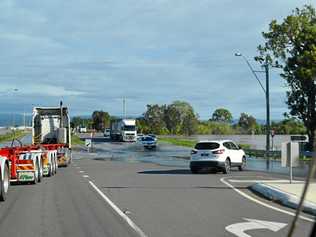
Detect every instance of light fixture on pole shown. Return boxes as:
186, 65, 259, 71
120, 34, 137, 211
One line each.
235, 53, 271, 170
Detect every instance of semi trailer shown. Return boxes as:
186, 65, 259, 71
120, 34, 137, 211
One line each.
32, 104, 72, 167
110, 118, 137, 142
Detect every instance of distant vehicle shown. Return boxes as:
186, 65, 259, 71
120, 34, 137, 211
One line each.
148, 134, 157, 141
190, 140, 246, 174
140, 136, 157, 149
110, 118, 137, 142
79, 127, 87, 133
104, 128, 110, 138
137, 133, 144, 141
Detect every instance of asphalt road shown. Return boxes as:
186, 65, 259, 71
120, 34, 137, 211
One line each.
0, 137, 315, 237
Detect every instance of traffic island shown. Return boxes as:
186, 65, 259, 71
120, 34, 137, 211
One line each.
250, 182, 316, 216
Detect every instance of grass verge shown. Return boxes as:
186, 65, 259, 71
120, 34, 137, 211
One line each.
71, 133, 85, 145
159, 137, 197, 148
0, 130, 29, 143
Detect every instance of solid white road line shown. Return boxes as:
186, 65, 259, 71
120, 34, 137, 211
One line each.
228, 179, 303, 184
89, 180, 148, 237
220, 177, 314, 223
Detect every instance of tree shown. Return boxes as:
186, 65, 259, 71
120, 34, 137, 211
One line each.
92, 111, 110, 131
143, 104, 167, 134
238, 113, 258, 134
211, 108, 233, 123
71, 116, 92, 129
256, 5, 315, 150
164, 101, 198, 135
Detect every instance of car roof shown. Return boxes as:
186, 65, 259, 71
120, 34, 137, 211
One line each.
197, 140, 234, 144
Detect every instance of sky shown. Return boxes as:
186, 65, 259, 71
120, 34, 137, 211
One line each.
0, 0, 314, 120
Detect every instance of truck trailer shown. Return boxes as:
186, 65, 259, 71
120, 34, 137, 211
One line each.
110, 118, 137, 142
32, 104, 72, 167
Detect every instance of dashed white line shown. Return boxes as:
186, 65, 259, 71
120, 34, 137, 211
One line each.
79, 171, 85, 173
82, 175, 89, 178
220, 177, 314, 223
89, 180, 147, 237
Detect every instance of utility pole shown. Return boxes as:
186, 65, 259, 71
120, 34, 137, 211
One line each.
265, 63, 270, 170
123, 97, 126, 118
235, 53, 271, 170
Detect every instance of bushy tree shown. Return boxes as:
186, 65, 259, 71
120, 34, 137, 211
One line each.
257, 5, 316, 150
143, 104, 167, 134
92, 111, 110, 131
238, 113, 258, 134
211, 108, 233, 123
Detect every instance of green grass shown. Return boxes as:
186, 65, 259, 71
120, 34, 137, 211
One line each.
71, 133, 85, 145
159, 137, 197, 148
0, 130, 29, 143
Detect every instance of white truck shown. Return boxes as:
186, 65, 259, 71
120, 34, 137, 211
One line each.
110, 119, 137, 142
32, 104, 72, 168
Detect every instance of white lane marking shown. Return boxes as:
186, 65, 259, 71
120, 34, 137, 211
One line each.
79, 171, 85, 173
228, 179, 303, 184
76, 167, 80, 169
226, 218, 287, 237
220, 177, 314, 222
82, 175, 89, 178
89, 181, 147, 237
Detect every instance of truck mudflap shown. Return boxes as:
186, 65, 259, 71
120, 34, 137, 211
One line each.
15, 161, 36, 182
57, 148, 71, 167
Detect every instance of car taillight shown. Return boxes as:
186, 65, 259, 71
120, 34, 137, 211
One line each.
191, 150, 198, 155
212, 149, 225, 155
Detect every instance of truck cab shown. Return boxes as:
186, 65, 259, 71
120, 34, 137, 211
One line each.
32, 106, 72, 167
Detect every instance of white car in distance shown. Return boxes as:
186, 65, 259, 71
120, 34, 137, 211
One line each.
190, 140, 246, 174
104, 128, 110, 138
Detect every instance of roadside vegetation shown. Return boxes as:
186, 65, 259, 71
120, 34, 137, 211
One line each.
71, 133, 85, 145
159, 137, 197, 148
71, 104, 306, 137
0, 130, 29, 143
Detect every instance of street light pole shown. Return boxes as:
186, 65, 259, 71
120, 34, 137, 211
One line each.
235, 53, 271, 170
264, 63, 270, 170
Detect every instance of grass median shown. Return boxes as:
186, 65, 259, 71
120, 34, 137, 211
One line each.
0, 130, 29, 143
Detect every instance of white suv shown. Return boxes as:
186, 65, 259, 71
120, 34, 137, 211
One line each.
190, 140, 246, 174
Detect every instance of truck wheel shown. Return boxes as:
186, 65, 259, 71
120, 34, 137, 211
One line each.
38, 161, 42, 183
0, 165, 9, 201
32, 161, 39, 184
54, 158, 58, 174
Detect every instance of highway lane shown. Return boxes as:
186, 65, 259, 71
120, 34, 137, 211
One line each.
0, 162, 139, 237
72, 142, 315, 237
73, 161, 314, 236
0, 138, 314, 237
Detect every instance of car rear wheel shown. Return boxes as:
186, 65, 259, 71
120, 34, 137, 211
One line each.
223, 159, 231, 174
238, 157, 246, 171
190, 167, 199, 174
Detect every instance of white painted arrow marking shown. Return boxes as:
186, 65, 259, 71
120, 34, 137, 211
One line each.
225, 218, 287, 237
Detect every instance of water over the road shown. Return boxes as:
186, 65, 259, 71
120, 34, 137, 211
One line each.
73, 141, 310, 177
163, 134, 301, 150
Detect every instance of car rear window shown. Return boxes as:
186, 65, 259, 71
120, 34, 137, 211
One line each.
194, 142, 220, 150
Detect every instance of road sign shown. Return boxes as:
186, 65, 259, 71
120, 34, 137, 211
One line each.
85, 139, 92, 148
225, 218, 287, 237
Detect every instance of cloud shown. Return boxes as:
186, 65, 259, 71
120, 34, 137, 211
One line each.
0, 0, 313, 119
